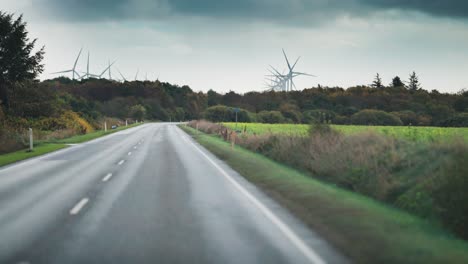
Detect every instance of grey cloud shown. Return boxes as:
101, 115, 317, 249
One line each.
36, 0, 468, 22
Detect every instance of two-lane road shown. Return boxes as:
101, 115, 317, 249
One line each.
0, 123, 346, 264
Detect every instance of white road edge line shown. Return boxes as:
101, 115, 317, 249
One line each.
118, 160, 125, 165
179, 129, 326, 264
70, 198, 90, 215
102, 173, 113, 182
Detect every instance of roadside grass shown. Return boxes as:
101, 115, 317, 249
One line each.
0, 143, 67, 167
180, 125, 468, 264
0, 123, 143, 167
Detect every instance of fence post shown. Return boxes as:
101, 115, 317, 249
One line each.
29, 128, 33, 152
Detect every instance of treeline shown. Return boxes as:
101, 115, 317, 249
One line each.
204, 85, 468, 126
3, 78, 468, 130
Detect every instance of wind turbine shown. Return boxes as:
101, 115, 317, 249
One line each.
281, 49, 316, 91
51, 48, 83, 80
86, 61, 116, 79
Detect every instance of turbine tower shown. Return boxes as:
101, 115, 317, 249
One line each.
51, 48, 83, 80
108, 60, 112, 80
134, 69, 139, 81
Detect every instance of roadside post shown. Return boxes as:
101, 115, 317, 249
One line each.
234, 107, 240, 130
125, 119, 128, 127
104, 121, 107, 132
28, 128, 33, 152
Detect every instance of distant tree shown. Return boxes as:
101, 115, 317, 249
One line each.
0, 12, 44, 109
408, 71, 421, 91
207, 89, 221, 106
129, 104, 147, 120
391, 76, 405, 88
372, 73, 384, 89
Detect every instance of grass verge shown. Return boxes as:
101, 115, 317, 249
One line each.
0, 143, 67, 167
180, 125, 468, 264
0, 123, 143, 167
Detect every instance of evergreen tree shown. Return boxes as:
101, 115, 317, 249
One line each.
0, 12, 44, 109
372, 73, 383, 89
392, 76, 405, 88
408, 71, 421, 91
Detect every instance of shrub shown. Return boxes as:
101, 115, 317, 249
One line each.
0, 126, 26, 154
303, 109, 337, 124
257, 111, 285, 124
60, 111, 94, 134
392, 110, 419, 126
437, 113, 468, 127
351, 109, 403, 126
203, 105, 252, 123
432, 142, 468, 239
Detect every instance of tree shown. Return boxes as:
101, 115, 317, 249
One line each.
408, 71, 421, 91
391, 76, 405, 88
129, 104, 147, 120
372, 73, 384, 89
0, 12, 44, 108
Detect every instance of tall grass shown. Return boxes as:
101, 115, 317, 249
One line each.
189, 120, 468, 240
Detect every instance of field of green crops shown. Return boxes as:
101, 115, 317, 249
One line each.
223, 122, 468, 142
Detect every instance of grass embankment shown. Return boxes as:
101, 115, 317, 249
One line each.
181, 125, 468, 264
0, 123, 143, 167
0, 143, 67, 167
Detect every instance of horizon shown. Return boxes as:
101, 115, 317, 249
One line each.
2, 0, 468, 94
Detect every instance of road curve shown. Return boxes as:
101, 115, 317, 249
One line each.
0, 123, 347, 264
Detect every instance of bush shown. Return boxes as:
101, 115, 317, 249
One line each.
351, 109, 403, 126
0, 126, 26, 154
203, 105, 252, 123
437, 113, 468, 127
392, 111, 419, 126
257, 111, 285, 124
432, 143, 468, 239
60, 111, 94, 134
303, 109, 337, 124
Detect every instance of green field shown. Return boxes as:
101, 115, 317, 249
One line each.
224, 123, 468, 141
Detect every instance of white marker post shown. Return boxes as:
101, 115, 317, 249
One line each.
28, 128, 33, 152
104, 121, 107, 132
125, 119, 128, 127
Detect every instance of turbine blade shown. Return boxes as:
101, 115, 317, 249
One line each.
291, 57, 301, 71
293, 72, 317, 77
51, 70, 72, 74
73, 47, 83, 71
282, 49, 292, 71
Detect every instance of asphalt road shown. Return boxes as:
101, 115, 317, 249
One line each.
0, 123, 347, 264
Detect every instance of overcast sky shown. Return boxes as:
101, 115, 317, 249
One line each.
2, 0, 468, 93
